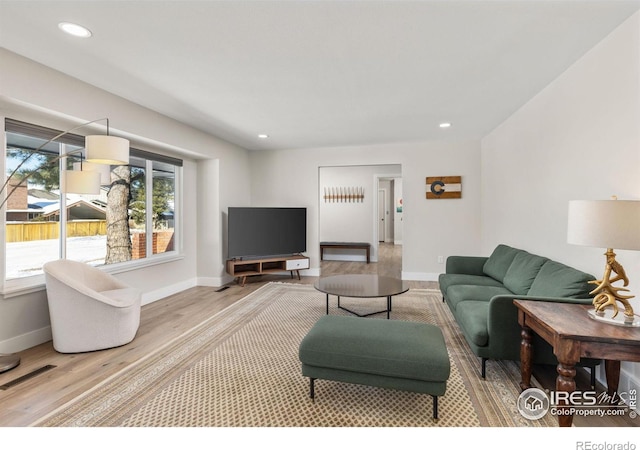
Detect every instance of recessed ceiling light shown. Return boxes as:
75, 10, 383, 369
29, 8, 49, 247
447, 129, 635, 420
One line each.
439, 123, 452, 128
258, 134, 269, 139
58, 22, 92, 38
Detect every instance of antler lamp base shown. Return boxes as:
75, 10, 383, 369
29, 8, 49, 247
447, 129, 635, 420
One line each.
588, 308, 640, 327
587, 249, 639, 327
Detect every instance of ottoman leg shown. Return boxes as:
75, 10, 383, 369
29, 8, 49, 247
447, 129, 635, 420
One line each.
309, 377, 315, 401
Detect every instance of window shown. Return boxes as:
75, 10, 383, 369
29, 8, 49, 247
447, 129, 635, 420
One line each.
3, 118, 182, 285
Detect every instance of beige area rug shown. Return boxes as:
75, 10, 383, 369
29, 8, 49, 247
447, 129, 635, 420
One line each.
32, 282, 556, 427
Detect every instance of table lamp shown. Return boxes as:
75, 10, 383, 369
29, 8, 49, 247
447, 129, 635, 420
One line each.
567, 197, 640, 327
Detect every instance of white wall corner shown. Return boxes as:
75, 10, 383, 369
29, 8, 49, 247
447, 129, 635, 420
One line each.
195, 276, 231, 288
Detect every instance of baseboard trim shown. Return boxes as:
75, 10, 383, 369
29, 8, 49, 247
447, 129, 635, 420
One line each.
302, 267, 321, 277
141, 278, 198, 306
401, 271, 439, 282
0, 326, 52, 354
197, 275, 234, 288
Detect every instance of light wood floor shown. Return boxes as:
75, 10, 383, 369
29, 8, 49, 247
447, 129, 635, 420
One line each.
0, 243, 634, 427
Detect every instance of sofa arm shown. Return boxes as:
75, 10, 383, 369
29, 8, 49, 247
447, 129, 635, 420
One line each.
445, 256, 488, 275
487, 295, 592, 339
513, 295, 592, 305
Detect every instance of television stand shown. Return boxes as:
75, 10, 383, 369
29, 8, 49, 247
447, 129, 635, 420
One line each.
226, 254, 310, 286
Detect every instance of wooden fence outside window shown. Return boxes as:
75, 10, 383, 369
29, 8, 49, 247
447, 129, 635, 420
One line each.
6, 220, 107, 243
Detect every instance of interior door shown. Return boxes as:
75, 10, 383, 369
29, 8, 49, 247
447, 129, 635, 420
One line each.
378, 189, 385, 242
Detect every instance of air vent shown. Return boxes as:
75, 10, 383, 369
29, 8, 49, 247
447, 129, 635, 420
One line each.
0, 365, 56, 390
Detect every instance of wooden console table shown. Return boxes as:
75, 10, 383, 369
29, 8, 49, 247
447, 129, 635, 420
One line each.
226, 254, 309, 286
319, 242, 370, 263
515, 299, 640, 427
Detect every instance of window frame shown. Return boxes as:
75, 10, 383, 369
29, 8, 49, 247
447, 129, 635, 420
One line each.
2, 118, 184, 297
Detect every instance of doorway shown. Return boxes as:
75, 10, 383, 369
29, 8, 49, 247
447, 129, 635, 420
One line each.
318, 164, 401, 266
378, 189, 386, 242
374, 173, 402, 274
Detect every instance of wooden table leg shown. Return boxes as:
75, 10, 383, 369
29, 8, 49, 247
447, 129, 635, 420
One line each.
519, 325, 533, 390
605, 359, 621, 396
555, 339, 580, 427
556, 360, 577, 427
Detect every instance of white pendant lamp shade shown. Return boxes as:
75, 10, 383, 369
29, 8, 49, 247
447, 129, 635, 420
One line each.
65, 170, 101, 195
73, 161, 111, 185
85, 135, 129, 165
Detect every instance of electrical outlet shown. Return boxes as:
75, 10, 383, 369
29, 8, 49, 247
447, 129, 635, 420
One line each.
438, 255, 444, 264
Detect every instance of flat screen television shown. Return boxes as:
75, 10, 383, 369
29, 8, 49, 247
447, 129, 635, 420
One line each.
227, 207, 307, 259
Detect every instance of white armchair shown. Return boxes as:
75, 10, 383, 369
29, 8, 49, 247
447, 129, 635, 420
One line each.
43, 260, 142, 353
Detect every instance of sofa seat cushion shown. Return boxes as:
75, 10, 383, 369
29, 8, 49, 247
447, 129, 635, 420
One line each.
455, 301, 489, 347
502, 251, 548, 295
439, 273, 504, 296
446, 284, 513, 311
528, 260, 595, 298
482, 244, 521, 282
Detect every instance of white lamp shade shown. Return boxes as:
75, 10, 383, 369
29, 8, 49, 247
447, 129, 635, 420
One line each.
65, 170, 101, 195
85, 135, 129, 165
73, 161, 111, 185
568, 199, 640, 251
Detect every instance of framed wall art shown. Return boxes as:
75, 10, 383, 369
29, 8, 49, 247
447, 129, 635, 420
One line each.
426, 176, 462, 199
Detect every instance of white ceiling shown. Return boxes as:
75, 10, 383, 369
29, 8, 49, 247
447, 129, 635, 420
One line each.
1, 0, 639, 151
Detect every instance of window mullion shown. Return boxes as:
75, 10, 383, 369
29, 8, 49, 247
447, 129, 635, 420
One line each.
145, 159, 153, 257
59, 143, 67, 259
174, 166, 182, 255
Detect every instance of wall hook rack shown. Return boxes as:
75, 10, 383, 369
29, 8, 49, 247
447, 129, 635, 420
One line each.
324, 187, 364, 203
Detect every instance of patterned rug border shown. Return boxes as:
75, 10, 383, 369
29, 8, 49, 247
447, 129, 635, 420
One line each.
31, 282, 554, 427
30, 282, 280, 426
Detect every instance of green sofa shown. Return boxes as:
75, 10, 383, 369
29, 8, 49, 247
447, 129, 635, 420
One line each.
439, 244, 600, 381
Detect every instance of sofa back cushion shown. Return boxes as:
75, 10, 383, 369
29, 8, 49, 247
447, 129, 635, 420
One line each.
502, 251, 548, 295
482, 244, 520, 282
528, 260, 595, 298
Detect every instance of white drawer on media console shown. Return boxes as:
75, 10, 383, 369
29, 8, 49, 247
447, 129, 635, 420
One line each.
286, 258, 310, 270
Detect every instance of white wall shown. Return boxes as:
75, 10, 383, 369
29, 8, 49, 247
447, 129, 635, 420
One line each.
249, 139, 481, 280
481, 12, 640, 392
0, 49, 251, 352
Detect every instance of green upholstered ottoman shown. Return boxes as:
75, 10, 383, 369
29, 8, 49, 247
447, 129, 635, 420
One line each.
298, 315, 450, 420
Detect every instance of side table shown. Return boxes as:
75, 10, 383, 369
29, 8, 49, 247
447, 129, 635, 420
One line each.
514, 299, 640, 427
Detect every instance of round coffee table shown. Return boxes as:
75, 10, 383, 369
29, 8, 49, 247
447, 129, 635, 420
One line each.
314, 274, 410, 319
